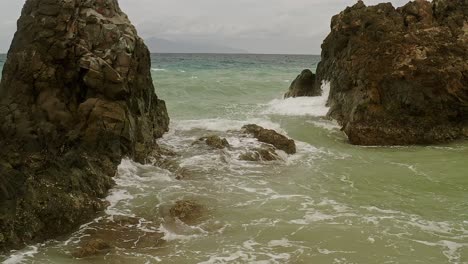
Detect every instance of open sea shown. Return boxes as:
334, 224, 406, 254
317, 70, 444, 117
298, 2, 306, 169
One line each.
1, 53, 467, 264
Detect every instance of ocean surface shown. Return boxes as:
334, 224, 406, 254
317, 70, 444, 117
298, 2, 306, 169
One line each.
1, 53, 467, 264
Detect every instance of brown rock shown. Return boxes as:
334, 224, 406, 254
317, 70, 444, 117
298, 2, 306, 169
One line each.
316, 0, 468, 145
242, 124, 296, 154
284, 69, 321, 98
72, 239, 112, 259
71, 216, 164, 253
239, 147, 281, 162
197, 135, 230, 149
170, 200, 204, 224
0, 0, 169, 252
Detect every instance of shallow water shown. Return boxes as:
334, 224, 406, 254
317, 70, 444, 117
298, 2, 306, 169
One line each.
1, 54, 467, 264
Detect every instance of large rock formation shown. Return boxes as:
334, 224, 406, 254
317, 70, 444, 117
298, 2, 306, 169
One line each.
316, 0, 468, 145
284, 69, 321, 98
0, 0, 169, 251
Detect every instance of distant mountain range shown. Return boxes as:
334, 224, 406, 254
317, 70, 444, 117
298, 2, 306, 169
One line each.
145, 37, 248, 54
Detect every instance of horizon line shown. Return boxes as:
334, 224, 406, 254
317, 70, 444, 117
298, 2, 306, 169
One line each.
0, 52, 320, 56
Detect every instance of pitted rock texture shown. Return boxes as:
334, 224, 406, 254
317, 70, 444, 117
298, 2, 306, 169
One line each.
0, 0, 169, 251
242, 124, 296, 154
316, 0, 468, 145
284, 69, 321, 98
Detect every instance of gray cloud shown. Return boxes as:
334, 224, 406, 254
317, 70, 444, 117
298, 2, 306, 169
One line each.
1, 0, 409, 54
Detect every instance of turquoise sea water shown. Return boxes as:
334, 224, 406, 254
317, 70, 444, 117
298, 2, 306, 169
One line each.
1, 53, 467, 264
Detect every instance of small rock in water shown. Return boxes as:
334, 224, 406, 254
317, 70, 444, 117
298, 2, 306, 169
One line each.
72, 239, 112, 258
242, 124, 296, 154
284, 69, 321, 98
170, 200, 204, 224
239, 147, 281, 162
196, 135, 230, 149
70, 216, 164, 257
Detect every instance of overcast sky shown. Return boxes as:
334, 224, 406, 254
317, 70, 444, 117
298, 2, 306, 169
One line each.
0, 0, 408, 54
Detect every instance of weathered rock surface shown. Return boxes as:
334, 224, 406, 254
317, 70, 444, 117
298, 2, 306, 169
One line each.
72, 239, 113, 259
284, 69, 321, 98
170, 200, 204, 224
316, 0, 468, 145
196, 135, 230, 149
0, 0, 169, 251
239, 147, 281, 162
71, 215, 164, 258
242, 124, 296, 154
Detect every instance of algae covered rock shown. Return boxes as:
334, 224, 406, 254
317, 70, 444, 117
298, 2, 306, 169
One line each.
316, 0, 468, 145
242, 124, 296, 154
0, 0, 169, 252
284, 69, 321, 98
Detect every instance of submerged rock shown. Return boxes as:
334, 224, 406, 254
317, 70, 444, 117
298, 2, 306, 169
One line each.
284, 69, 321, 98
196, 135, 230, 149
316, 0, 468, 145
71, 216, 164, 256
239, 147, 281, 162
0, 0, 169, 252
170, 200, 204, 224
72, 239, 112, 259
242, 124, 296, 154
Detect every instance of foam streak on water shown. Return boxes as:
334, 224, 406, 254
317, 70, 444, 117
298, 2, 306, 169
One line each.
1, 54, 467, 264
263, 82, 331, 116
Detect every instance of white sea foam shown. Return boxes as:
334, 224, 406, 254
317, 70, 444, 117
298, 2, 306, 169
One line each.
306, 119, 340, 131
158, 224, 202, 242
170, 118, 285, 134
412, 239, 467, 263
151, 68, 167, 71
2, 246, 38, 264
262, 82, 330, 116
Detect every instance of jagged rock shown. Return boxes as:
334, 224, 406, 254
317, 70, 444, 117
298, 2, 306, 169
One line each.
242, 124, 296, 154
72, 239, 113, 259
284, 69, 321, 98
316, 0, 468, 145
239, 147, 281, 162
0, 0, 169, 252
170, 200, 204, 224
196, 135, 230, 149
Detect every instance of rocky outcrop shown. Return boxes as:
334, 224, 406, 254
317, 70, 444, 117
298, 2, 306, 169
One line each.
242, 124, 296, 154
284, 69, 321, 98
0, 0, 169, 252
316, 0, 468, 145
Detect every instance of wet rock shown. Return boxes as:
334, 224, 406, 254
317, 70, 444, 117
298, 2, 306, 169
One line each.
170, 200, 204, 224
0, 0, 169, 252
316, 0, 468, 145
239, 147, 281, 162
284, 69, 321, 98
72, 216, 164, 255
242, 124, 296, 154
72, 239, 112, 259
196, 135, 230, 149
